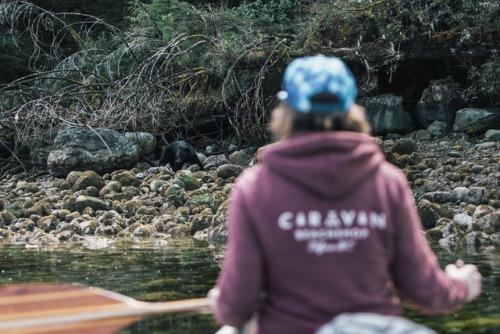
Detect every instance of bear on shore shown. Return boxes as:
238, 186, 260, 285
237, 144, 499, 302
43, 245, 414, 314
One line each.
158, 141, 204, 172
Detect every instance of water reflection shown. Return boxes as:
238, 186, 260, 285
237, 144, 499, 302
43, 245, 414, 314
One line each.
0, 240, 498, 333
409, 247, 500, 334
0, 239, 221, 333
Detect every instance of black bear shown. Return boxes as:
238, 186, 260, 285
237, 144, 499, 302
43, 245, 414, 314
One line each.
158, 141, 204, 172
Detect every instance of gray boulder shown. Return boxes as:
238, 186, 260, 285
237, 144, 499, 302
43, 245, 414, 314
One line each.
427, 121, 451, 137
359, 94, 412, 135
75, 195, 109, 213
229, 150, 252, 167
73, 171, 106, 191
453, 108, 500, 133
485, 129, 500, 142
124, 132, 156, 155
47, 127, 150, 176
391, 138, 417, 155
416, 83, 464, 128
204, 154, 230, 169
216, 164, 244, 179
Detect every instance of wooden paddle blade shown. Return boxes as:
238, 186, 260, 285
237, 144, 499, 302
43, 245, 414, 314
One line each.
0, 284, 210, 334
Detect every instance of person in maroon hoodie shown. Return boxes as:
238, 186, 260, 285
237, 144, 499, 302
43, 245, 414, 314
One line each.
209, 55, 482, 334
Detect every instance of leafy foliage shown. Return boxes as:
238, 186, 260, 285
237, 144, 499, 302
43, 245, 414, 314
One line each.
465, 54, 500, 106
129, 0, 205, 42
0, 0, 498, 160
234, 0, 307, 25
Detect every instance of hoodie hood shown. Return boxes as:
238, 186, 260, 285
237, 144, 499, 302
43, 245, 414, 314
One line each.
259, 132, 385, 199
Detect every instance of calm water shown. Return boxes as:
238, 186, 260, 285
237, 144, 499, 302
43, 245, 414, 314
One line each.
0, 239, 498, 334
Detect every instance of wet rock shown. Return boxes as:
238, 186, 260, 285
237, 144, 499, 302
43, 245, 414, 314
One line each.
472, 205, 494, 219
47, 127, 143, 176
11, 218, 36, 232
61, 195, 77, 212
95, 224, 121, 236
453, 213, 473, 228
359, 94, 412, 135
98, 210, 127, 228
164, 184, 188, 208
73, 171, 106, 192
37, 214, 59, 232
122, 186, 141, 198
468, 212, 500, 235
124, 132, 156, 156
0, 228, 13, 238
453, 108, 500, 133
417, 199, 452, 229
391, 138, 417, 155
174, 172, 201, 191
56, 230, 75, 241
468, 187, 487, 205
421, 191, 453, 204
188, 192, 212, 209
0, 211, 15, 227
122, 199, 143, 218
29, 232, 59, 247
80, 218, 99, 235
207, 199, 230, 243
204, 154, 229, 169
205, 145, 221, 155
75, 195, 109, 213
86, 186, 100, 197
414, 130, 432, 141
451, 187, 470, 202
416, 83, 464, 128
131, 224, 156, 237
191, 208, 213, 235
111, 170, 141, 187
229, 150, 252, 166
174, 206, 190, 224
167, 223, 191, 238
150, 179, 168, 193
427, 121, 451, 137
216, 164, 244, 179
190, 204, 211, 215
66, 171, 83, 187
210, 191, 227, 212
485, 129, 500, 142
462, 231, 491, 253
99, 181, 122, 197
24, 183, 40, 194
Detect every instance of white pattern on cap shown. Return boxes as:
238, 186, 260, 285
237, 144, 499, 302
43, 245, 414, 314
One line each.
277, 55, 357, 113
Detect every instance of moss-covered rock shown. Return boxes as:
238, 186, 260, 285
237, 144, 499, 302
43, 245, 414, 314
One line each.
73, 171, 106, 191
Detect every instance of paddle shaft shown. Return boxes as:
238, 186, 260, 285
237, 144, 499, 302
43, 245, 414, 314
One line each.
0, 284, 211, 334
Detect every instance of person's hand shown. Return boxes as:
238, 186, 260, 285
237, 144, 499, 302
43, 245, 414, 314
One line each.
208, 287, 220, 310
445, 261, 482, 302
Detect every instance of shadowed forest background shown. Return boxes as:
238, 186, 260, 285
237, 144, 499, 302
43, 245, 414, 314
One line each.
1, 0, 499, 154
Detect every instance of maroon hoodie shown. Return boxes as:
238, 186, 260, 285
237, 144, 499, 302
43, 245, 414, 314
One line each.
213, 131, 468, 334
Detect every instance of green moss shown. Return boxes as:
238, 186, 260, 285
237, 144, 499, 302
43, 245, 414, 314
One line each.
174, 175, 201, 191
192, 194, 211, 205
8, 202, 20, 217
167, 184, 184, 196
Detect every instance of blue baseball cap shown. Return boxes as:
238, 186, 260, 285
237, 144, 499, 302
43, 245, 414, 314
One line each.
277, 55, 357, 113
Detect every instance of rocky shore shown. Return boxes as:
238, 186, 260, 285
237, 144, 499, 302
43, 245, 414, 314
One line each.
0, 131, 498, 253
